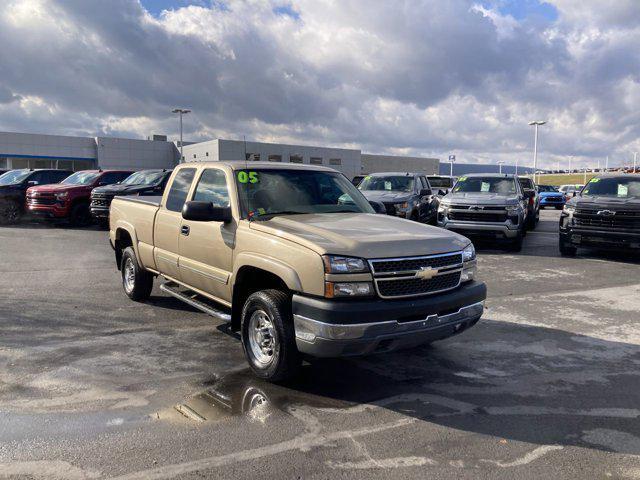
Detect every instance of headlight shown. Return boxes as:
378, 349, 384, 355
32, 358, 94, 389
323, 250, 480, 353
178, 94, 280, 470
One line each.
325, 281, 374, 298
322, 255, 368, 273
461, 243, 477, 282
394, 202, 409, 209
505, 205, 520, 213
563, 204, 575, 214
55, 192, 68, 200
438, 203, 449, 213
462, 243, 476, 262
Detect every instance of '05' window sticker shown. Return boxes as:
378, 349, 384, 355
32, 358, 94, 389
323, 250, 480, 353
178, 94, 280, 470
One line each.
237, 171, 259, 184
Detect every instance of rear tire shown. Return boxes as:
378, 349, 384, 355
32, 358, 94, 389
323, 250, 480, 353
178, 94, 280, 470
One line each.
121, 247, 153, 301
559, 238, 577, 257
241, 289, 301, 382
69, 203, 92, 227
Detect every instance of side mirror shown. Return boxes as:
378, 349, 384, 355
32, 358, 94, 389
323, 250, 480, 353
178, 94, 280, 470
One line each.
98, 182, 107, 186
419, 188, 432, 196
182, 201, 232, 223
27, 180, 39, 186
368, 200, 386, 214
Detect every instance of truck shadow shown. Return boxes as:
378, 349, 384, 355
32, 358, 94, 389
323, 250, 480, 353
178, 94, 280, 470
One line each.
180, 318, 640, 456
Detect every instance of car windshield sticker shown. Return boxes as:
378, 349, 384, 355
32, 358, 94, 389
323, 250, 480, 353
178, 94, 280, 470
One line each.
481, 182, 490, 192
237, 171, 259, 184
459, 176, 467, 182
618, 184, 629, 197
590, 178, 600, 183
384, 181, 392, 190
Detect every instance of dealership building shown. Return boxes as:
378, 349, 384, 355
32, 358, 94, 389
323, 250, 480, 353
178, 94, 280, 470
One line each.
0, 131, 441, 178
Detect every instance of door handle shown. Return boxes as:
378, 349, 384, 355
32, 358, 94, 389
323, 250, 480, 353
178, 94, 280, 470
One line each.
181, 225, 190, 236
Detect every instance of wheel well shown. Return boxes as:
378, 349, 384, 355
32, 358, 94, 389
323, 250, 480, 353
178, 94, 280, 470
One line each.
114, 229, 133, 270
231, 267, 289, 331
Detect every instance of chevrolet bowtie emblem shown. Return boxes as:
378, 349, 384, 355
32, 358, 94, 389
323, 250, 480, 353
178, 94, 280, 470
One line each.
597, 210, 615, 216
415, 266, 438, 280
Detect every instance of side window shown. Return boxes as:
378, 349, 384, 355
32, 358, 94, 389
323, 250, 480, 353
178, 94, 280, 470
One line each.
192, 169, 230, 208
420, 176, 430, 190
99, 172, 124, 185
29, 171, 49, 185
51, 171, 70, 183
166, 168, 196, 212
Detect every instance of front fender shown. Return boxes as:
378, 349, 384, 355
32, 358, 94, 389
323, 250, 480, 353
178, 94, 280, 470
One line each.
232, 252, 303, 292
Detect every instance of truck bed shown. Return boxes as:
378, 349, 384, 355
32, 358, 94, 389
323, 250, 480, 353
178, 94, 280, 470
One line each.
112, 195, 162, 207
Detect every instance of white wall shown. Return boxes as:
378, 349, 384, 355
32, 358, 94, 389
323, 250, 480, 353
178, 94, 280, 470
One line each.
361, 154, 439, 175
0, 131, 96, 160
96, 137, 178, 170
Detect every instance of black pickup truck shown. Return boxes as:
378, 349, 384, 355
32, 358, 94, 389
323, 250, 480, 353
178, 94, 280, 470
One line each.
559, 174, 640, 255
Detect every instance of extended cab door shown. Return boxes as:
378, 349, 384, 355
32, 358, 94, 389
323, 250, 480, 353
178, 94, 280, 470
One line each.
153, 168, 197, 280
178, 167, 234, 303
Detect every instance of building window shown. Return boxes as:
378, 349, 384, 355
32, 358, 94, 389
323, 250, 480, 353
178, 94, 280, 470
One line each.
268, 155, 282, 162
193, 154, 196, 159
329, 158, 342, 166
310, 157, 323, 165
206, 152, 209, 157
289, 154, 303, 164
246, 153, 261, 161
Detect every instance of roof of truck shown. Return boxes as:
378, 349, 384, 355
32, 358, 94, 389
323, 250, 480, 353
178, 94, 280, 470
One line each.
178, 161, 337, 172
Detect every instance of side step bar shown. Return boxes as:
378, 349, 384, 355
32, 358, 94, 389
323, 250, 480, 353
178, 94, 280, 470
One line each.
160, 282, 231, 322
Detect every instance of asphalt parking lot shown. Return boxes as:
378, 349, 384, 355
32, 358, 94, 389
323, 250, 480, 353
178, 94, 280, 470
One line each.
1, 209, 640, 479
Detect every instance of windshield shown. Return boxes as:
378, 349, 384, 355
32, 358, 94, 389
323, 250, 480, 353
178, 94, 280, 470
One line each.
428, 177, 452, 188
582, 177, 640, 198
452, 176, 517, 194
62, 171, 100, 186
0, 169, 30, 186
538, 185, 558, 192
358, 175, 415, 192
121, 171, 166, 186
235, 169, 374, 219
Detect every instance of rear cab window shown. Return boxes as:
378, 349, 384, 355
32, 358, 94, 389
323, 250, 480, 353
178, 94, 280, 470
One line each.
165, 168, 196, 212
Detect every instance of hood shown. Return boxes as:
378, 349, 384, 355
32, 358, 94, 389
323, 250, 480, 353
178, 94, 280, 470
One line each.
93, 183, 154, 195
249, 213, 470, 258
28, 183, 84, 193
443, 192, 519, 206
359, 190, 412, 203
539, 191, 564, 198
574, 195, 640, 211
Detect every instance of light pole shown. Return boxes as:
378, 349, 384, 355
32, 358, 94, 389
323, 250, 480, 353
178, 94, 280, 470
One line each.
634, 152, 638, 173
605, 155, 609, 171
497, 161, 505, 174
528, 120, 546, 184
172, 108, 191, 163
569, 155, 573, 172
515, 158, 519, 175
448, 154, 456, 177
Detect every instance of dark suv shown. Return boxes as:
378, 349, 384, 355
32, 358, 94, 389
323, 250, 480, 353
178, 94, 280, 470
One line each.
357, 172, 439, 223
559, 174, 640, 256
90, 169, 172, 223
0, 169, 72, 224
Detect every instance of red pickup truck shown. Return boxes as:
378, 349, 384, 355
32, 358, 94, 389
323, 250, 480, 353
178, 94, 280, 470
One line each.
26, 169, 132, 225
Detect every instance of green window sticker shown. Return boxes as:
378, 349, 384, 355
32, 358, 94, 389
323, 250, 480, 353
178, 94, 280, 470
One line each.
590, 178, 600, 183
237, 171, 259, 184
459, 176, 467, 182
480, 182, 490, 192
618, 184, 628, 196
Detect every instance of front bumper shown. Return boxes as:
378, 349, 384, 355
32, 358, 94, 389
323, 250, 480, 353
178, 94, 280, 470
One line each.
540, 197, 565, 207
26, 204, 69, 218
292, 280, 486, 357
560, 227, 640, 250
439, 219, 521, 239
90, 205, 110, 219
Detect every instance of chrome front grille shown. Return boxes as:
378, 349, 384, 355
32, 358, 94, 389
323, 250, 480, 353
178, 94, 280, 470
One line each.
368, 252, 463, 299
26, 195, 56, 206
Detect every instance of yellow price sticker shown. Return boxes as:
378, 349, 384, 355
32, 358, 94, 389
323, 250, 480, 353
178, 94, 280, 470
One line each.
237, 171, 259, 184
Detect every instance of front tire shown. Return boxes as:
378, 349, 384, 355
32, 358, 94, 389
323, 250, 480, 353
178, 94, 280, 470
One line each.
0, 201, 21, 225
507, 230, 524, 252
241, 289, 301, 382
121, 247, 153, 301
559, 238, 577, 257
69, 203, 92, 227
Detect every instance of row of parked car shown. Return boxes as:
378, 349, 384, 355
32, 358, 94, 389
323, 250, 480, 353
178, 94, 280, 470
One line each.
354, 171, 639, 255
0, 168, 173, 226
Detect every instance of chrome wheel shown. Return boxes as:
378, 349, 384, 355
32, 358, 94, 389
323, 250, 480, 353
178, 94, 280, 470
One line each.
248, 310, 276, 365
123, 257, 136, 294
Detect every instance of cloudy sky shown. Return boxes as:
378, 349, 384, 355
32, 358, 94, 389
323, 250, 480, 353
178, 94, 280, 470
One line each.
0, 0, 638, 169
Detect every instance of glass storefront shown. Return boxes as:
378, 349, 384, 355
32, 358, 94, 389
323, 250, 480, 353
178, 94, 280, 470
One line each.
1, 157, 95, 172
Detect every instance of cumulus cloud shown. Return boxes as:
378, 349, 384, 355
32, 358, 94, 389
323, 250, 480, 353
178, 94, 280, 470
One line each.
0, 0, 638, 169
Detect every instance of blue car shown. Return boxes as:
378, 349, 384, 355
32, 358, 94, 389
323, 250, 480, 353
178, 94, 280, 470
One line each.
538, 185, 565, 209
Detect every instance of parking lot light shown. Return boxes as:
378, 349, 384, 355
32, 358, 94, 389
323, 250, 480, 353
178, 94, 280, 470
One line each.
528, 121, 546, 183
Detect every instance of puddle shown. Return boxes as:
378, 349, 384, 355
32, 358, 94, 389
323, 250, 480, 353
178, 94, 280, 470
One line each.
167, 370, 352, 424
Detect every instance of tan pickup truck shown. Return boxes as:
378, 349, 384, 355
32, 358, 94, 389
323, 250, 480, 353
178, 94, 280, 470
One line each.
109, 162, 486, 381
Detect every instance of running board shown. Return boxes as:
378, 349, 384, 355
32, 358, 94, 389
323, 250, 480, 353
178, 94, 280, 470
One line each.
160, 282, 231, 322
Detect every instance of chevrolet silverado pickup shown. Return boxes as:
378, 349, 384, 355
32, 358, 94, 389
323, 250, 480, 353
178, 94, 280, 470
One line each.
559, 174, 640, 255
438, 173, 532, 251
110, 162, 486, 381
27, 169, 132, 226
90, 169, 172, 223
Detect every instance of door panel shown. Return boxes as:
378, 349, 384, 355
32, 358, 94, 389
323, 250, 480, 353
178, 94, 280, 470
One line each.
178, 168, 234, 302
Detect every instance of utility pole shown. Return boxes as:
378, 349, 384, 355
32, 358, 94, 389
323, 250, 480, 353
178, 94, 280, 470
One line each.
172, 108, 191, 163
528, 121, 546, 184
634, 152, 638, 173
448, 155, 456, 177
